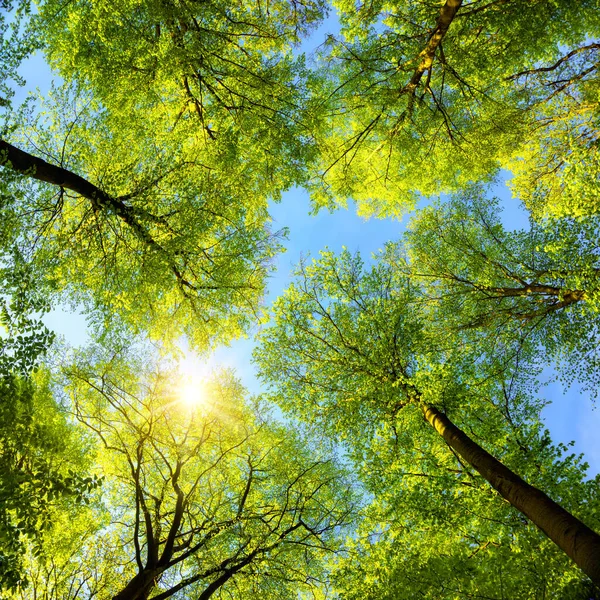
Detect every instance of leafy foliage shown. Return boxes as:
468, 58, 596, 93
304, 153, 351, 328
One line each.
0, 255, 55, 376
0, 0, 40, 115
254, 246, 600, 593
1, 0, 331, 350
0, 371, 100, 592
34, 0, 327, 201
1, 85, 288, 349
403, 190, 600, 393
16, 345, 357, 600
307, 0, 600, 218
331, 425, 600, 599
1, 0, 600, 595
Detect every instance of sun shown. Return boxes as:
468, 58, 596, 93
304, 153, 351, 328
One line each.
178, 378, 206, 409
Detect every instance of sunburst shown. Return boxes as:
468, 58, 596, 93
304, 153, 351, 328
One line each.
178, 377, 206, 409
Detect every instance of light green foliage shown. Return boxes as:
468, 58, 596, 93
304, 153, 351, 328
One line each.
35, 0, 326, 194
0, 1, 39, 115
254, 245, 537, 449
329, 397, 600, 599
2, 0, 600, 595
13, 516, 121, 600
0, 370, 100, 592
254, 246, 600, 595
507, 43, 600, 218
3, 84, 288, 349
307, 0, 600, 218
255, 248, 452, 441
509, 110, 600, 219
403, 190, 600, 393
331, 432, 600, 599
0, 244, 55, 375
22, 345, 355, 599
0, 36, 55, 373
1, 0, 330, 350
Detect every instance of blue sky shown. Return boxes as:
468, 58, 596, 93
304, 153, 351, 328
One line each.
12, 13, 600, 478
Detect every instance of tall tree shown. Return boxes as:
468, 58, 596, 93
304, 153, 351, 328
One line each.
331, 414, 600, 599
34, 0, 326, 195
1, 0, 329, 349
254, 248, 600, 585
402, 190, 600, 393
26, 346, 355, 600
0, 84, 286, 349
307, 0, 600, 218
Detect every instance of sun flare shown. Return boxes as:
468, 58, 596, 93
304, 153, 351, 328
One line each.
178, 379, 206, 409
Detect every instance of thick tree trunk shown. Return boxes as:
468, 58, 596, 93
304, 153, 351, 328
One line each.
0, 138, 111, 203
0, 138, 194, 287
422, 403, 600, 584
112, 569, 161, 600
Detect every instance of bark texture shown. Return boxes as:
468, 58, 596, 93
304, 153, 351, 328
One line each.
422, 403, 600, 584
112, 571, 160, 600
404, 0, 463, 103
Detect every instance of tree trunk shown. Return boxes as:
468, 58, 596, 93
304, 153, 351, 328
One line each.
0, 139, 111, 204
0, 138, 192, 286
112, 569, 162, 600
422, 403, 600, 584
404, 0, 463, 100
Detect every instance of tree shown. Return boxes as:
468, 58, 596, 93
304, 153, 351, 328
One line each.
330, 418, 600, 599
33, 0, 326, 198
3, 0, 599, 593
29, 346, 355, 600
0, 0, 330, 350
0, 370, 100, 593
254, 248, 600, 585
0, 85, 286, 349
306, 0, 600, 218
401, 190, 600, 393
